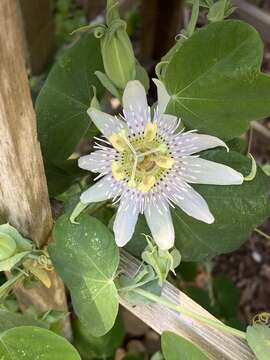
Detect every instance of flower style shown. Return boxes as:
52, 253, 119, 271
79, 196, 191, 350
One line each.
78, 80, 243, 250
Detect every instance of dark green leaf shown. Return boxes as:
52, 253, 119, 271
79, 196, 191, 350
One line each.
165, 20, 270, 139
161, 331, 210, 360
49, 214, 119, 336
0, 326, 81, 360
36, 33, 104, 196
73, 315, 125, 359
177, 262, 198, 282
172, 150, 270, 261
246, 324, 270, 360
213, 275, 240, 319
185, 287, 212, 314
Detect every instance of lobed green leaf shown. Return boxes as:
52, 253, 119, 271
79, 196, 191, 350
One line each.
165, 20, 270, 139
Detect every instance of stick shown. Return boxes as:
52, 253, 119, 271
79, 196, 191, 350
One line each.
119, 250, 254, 360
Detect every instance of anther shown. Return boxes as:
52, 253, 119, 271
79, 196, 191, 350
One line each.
112, 161, 125, 181
144, 122, 158, 142
138, 175, 156, 193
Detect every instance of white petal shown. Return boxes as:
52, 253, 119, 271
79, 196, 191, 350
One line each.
80, 175, 120, 204
123, 80, 148, 114
145, 200, 174, 250
182, 157, 244, 185
87, 108, 125, 137
78, 150, 114, 173
153, 78, 170, 114
174, 133, 228, 156
173, 183, 214, 224
158, 113, 178, 135
113, 196, 139, 247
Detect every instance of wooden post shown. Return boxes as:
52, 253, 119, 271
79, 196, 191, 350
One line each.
0, 0, 70, 337
140, 0, 184, 63
19, 0, 55, 75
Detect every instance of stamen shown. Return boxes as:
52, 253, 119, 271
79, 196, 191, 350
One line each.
109, 133, 126, 152
112, 161, 125, 181
155, 156, 175, 169
138, 175, 156, 193
144, 122, 157, 142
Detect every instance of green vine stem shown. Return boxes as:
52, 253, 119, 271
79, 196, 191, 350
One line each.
186, 0, 200, 37
254, 228, 270, 241
133, 288, 246, 340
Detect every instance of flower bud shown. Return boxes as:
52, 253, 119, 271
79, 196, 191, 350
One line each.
0, 232, 17, 261
100, 19, 136, 90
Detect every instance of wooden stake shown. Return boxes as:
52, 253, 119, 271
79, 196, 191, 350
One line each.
0, 0, 70, 337
119, 251, 254, 360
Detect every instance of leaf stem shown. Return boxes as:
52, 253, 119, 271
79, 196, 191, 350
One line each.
133, 288, 246, 339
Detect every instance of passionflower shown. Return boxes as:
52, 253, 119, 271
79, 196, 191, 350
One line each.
79, 80, 243, 250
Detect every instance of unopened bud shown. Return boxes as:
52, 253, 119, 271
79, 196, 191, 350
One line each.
100, 19, 136, 90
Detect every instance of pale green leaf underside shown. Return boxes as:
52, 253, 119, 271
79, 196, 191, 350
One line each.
0, 326, 81, 360
162, 331, 210, 360
49, 214, 119, 336
246, 324, 270, 360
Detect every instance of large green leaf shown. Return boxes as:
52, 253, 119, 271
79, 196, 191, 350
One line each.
246, 324, 270, 360
0, 326, 81, 360
0, 310, 47, 333
161, 331, 210, 360
172, 150, 270, 261
36, 33, 104, 196
49, 214, 119, 337
165, 20, 270, 139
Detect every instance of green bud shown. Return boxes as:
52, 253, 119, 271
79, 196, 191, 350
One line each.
0, 232, 17, 261
100, 19, 136, 90
141, 235, 181, 286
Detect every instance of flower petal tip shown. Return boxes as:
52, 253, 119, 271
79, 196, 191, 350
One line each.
202, 212, 215, 224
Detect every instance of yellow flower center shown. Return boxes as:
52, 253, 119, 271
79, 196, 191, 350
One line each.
110, 122, 174, 193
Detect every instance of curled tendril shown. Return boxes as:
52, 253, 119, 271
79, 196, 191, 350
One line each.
70, 24, 106, 37
94, 25, 107, 39
108, 19, 126, 37
37, 254, 53, 271
175, 32, 188, 41
155, 61, 169, 80
252, 312, 270, 327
